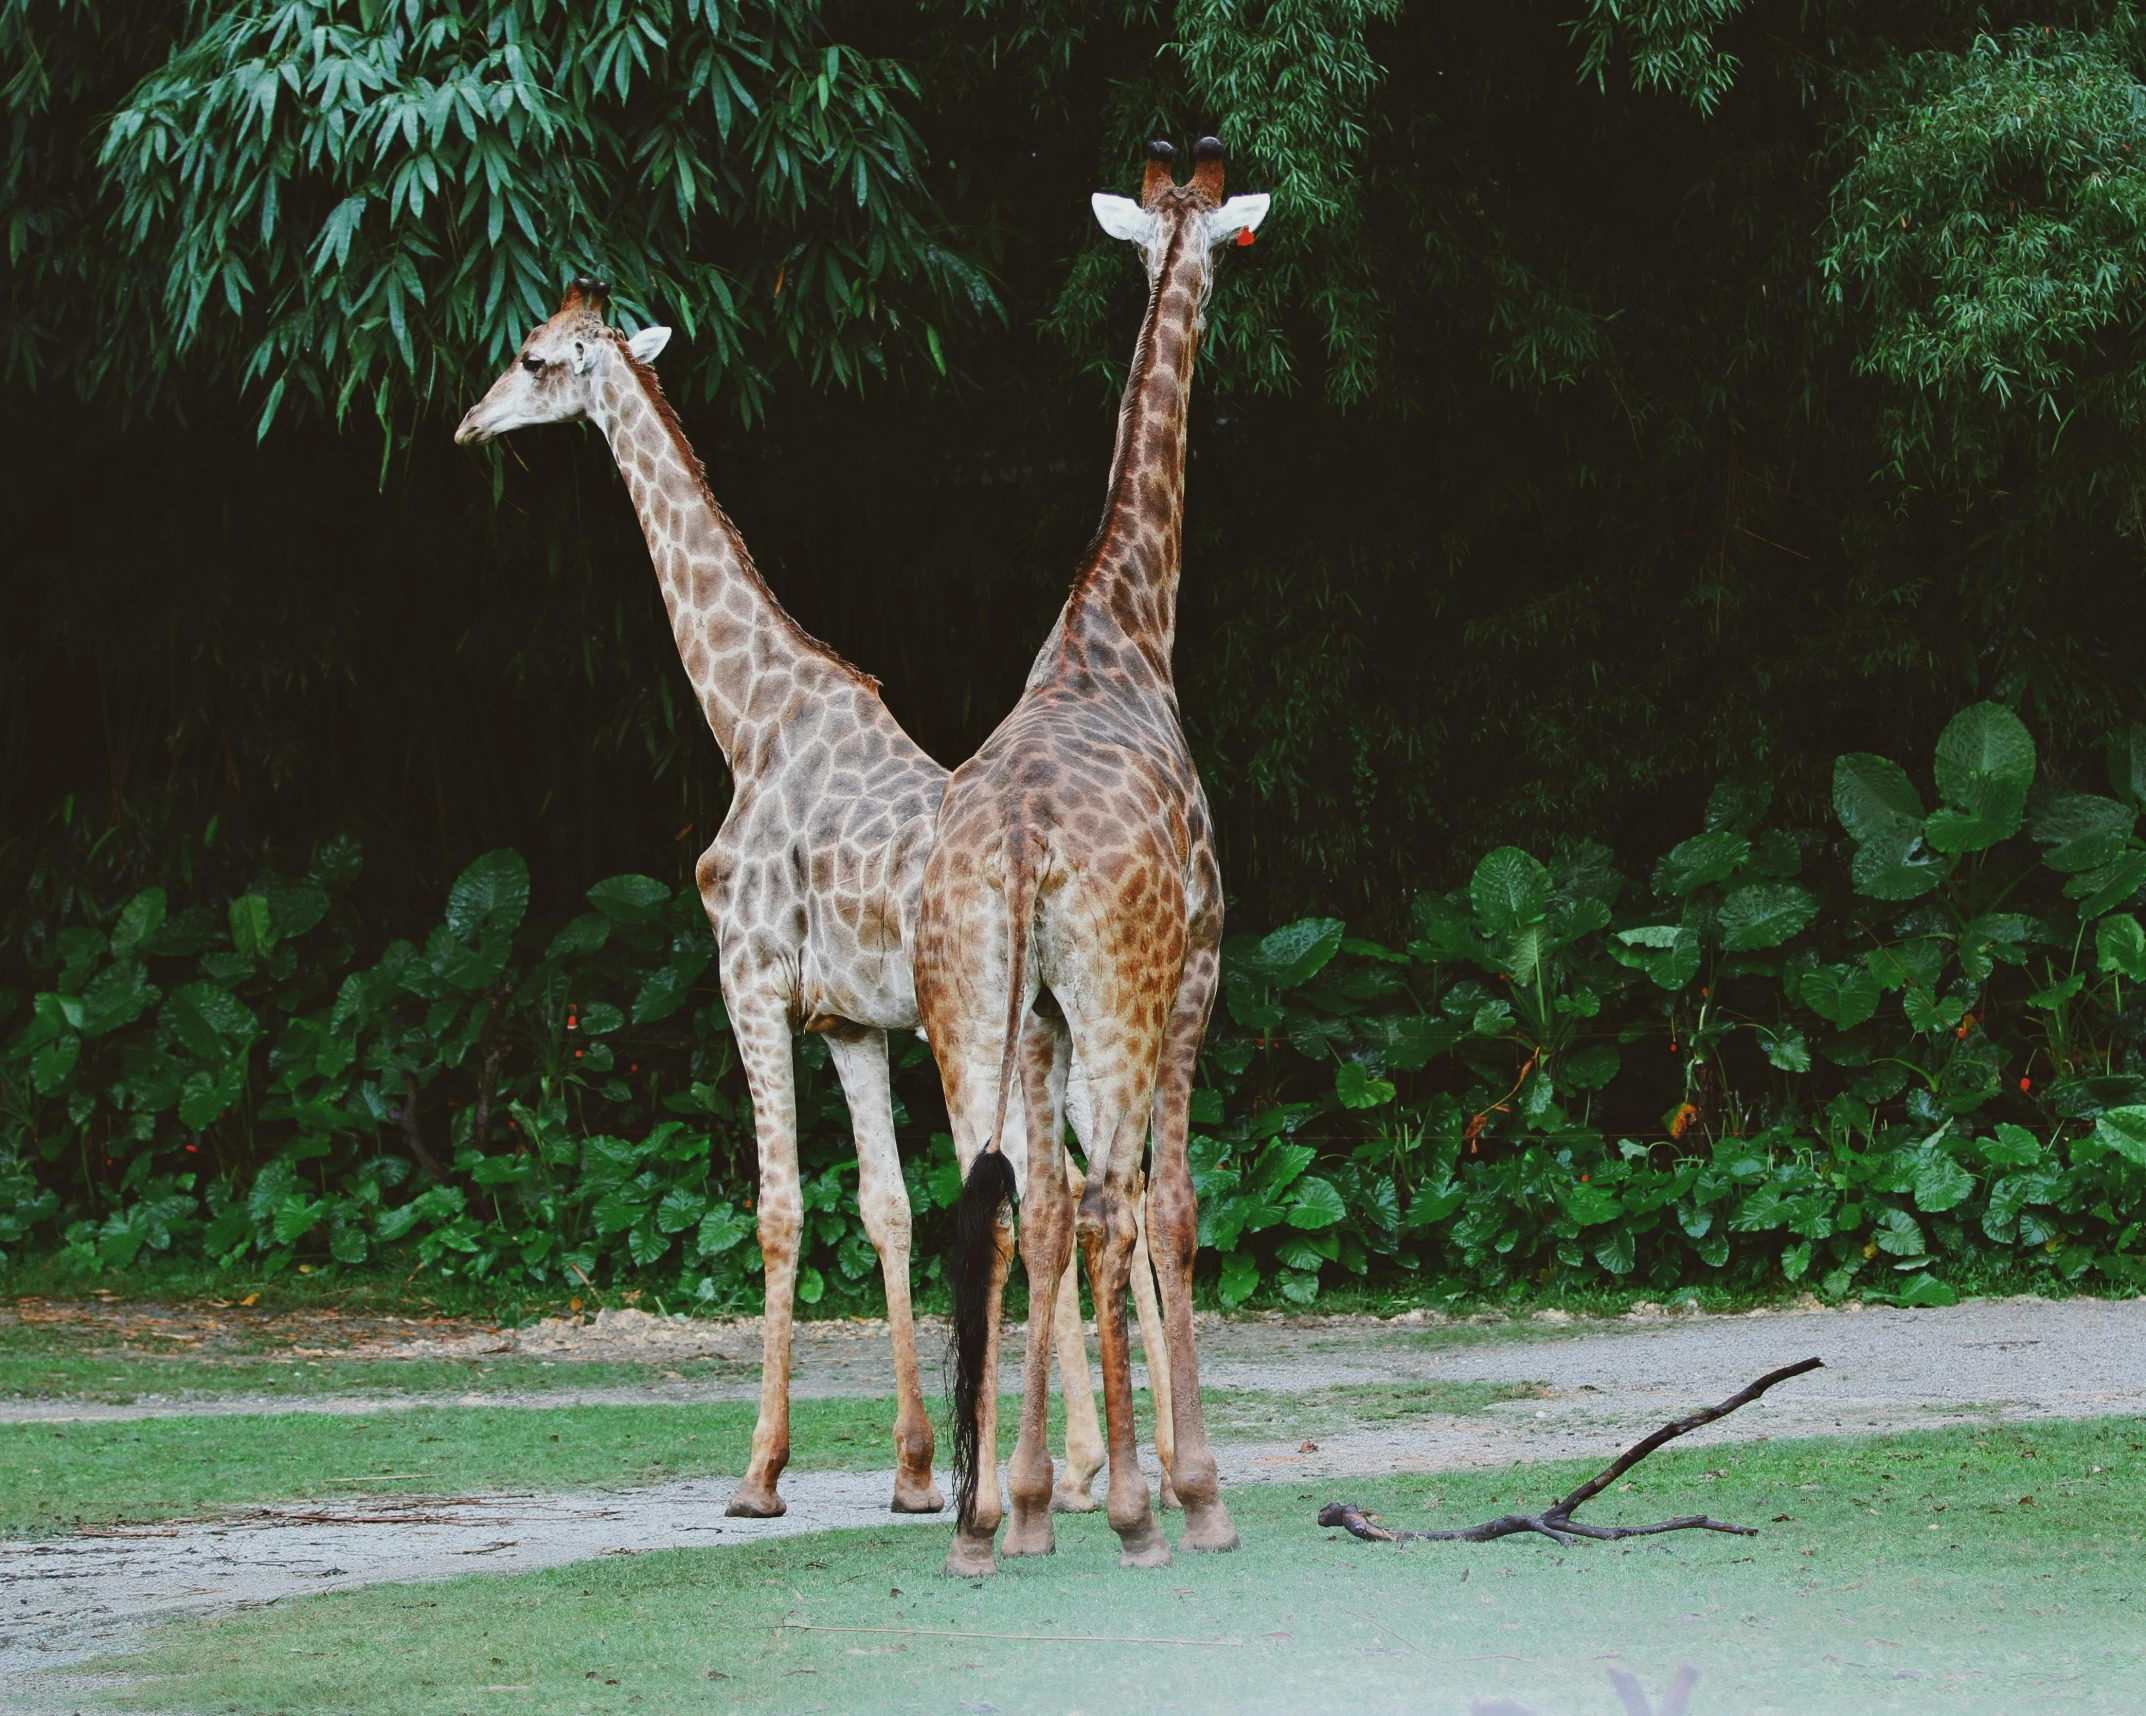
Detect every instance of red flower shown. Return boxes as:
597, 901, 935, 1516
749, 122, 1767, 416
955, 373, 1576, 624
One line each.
2019, 1076, 2032, 1092
1235, 227, 1255, 247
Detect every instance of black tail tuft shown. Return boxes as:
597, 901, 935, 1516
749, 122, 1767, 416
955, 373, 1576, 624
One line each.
948, 1149, 1018, 1527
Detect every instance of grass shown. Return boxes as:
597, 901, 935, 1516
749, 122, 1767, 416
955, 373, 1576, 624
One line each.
0, 1349, 754, 1404
53, 1417, 2146, 1715
0, 1381, 1532, 1538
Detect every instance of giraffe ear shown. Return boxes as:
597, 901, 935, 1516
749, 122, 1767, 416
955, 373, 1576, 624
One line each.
1092, 193, 1156, 245
627, 325, 672, 365
1206, 194, 1271, 247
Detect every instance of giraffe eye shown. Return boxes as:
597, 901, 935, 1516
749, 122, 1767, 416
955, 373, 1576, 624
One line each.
521, 355, 546, 374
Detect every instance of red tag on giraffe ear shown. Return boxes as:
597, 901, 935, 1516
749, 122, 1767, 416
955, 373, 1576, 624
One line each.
1235, 227, 1255, 247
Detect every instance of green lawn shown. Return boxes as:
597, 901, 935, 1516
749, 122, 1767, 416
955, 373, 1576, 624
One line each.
55, 1418, 2146, 1715
0, 1382, 1531, 1537
0, 1349, 755, 1404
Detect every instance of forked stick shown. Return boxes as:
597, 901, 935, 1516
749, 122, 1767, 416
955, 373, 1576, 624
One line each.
1318, 1357, 1822, 1547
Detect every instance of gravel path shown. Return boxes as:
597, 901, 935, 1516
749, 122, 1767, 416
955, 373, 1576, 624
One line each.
4, 1294, 2141, 1711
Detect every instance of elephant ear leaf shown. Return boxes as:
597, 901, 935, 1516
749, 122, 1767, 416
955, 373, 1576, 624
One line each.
448, 849, 531, 941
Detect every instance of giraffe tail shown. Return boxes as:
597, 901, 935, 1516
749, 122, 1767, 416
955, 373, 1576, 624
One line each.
949, 826, 1040, 1530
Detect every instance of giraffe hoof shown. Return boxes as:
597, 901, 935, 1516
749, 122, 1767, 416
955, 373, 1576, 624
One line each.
725, 1484, 787, 1519
1001, 1514, 1056, 1558
943, 1531, 1000, 1578
891, 1480, 946, 1514
1115, 1518, 1172, 1569
1050, 1483, 1101, 1514
1177, 1502, 1240, 1553
1158, 1472, 1183, 1512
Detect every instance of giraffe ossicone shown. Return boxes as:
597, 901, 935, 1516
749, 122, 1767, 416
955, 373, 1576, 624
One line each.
454, 278, 1179, 1527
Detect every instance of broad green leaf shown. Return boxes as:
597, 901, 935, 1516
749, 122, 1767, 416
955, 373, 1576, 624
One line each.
1334, 1062, 1395, 1109
1979, 1124, 2042, 1167
577, 1001, 626, 1036
109, 889, 168, 958
1256, 918, 1345, 986
1651, 830, 1749, 897
162, 983, 259, 1060
587, 873, 672, 924
632, 965, 697, 1024
1287, 1176, 1348, 1229
2068, 850, 2146, 917
2032, 795, 2136, 873
1703, 777, 1772, 834
1933, 702, 2035, 802
2026, 972, 2085, 1010
272, 1194, 325, 1244
1276, 1268, 1322, 1306
628, 1222, 672, 1268
655, 1186, 707, 1233
447, 849, 530, 942
2096, 914, 2146, 982
1833, 752, 1924, 845
1758, 1025, 1810, 1072
77, 959, 159, 1038
1849, 836, 1947, 900
1611, 925, 1701, 991
1406, 1180, 1466, 1227
1891, 1272, 1958, 1308
229, 893, 277, 958
1409, 893, 1485, 962
1593, 1228, 1637, 1274
2095, 1106, 2146, 1167
1799, 964, 1879, 1029
696, 1208, 753, 1256
1562, 1044, 1621, 1089
1717, 882, 1818, 950
267, 881, 331, 941
1561, 1182, 1622, 1226
548, 913, 612, 959
1469, 848, 1550, 937
30, 1034, 80, 1096
1913, 1153, 1974, 1212
1215, 1251, 1260, 1307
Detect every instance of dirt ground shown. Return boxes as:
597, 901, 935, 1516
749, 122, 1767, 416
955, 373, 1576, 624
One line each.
3, 1292, 2142, 1711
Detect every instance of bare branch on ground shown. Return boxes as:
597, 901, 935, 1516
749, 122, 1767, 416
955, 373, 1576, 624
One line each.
1319, 1357, 1822, 1547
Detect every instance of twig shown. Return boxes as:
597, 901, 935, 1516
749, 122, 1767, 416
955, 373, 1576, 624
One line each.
1318, 1357, 1822, 1546
774, 1624, 1240, 1647
394, 1071, 449, 1184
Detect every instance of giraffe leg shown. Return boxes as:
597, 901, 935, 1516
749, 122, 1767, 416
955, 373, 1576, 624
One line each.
1003, 1013, 1073, 1557
725, 991, 801, 1519
1050, 1155, 1105, 1513
1148, 941, 1239, 1553
1130, 1175, 1179, 1511
827, 1028, 942, 1514
1079, 1142, 1168, 1568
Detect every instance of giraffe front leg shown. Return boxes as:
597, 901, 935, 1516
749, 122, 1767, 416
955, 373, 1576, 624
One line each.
828, 1029, 942, 1514
727, 993, 801, 1519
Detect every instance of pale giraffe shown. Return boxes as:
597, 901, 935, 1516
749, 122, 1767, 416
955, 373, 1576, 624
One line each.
919, 138, 1269, 1574
452, 280, 1175, 1519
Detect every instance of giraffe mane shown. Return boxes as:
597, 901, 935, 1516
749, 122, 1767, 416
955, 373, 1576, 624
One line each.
613, 334, 884, 699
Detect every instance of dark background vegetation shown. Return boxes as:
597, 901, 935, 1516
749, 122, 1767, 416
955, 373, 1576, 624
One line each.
10, 0, 2146, 1302
15, 0, 2146, 933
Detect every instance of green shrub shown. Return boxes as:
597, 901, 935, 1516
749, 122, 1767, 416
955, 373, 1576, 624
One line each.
4, 702, 2144, 1308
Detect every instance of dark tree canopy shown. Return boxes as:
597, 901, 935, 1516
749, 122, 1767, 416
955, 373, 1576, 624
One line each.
7, 0, 2146, 929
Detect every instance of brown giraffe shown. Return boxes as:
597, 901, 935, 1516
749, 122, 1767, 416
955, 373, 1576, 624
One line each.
919, 138, 1270, 1575
452, 280, 1174, 1521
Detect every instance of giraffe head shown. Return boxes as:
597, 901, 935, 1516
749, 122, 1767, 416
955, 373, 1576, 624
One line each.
454, 277, 673, 445
1090, 137, 1270, 293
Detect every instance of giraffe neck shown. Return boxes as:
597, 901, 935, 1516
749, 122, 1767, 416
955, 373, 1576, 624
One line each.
1041, 220, 1208, 690
589, 355, 831, 769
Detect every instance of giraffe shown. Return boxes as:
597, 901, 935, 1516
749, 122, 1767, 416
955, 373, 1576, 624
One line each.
452, 279, 1174, 1520
918, 138, 1270, 1575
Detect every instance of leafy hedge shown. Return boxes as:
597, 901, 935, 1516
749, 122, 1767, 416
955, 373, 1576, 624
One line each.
5, 703, 2145, 1309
